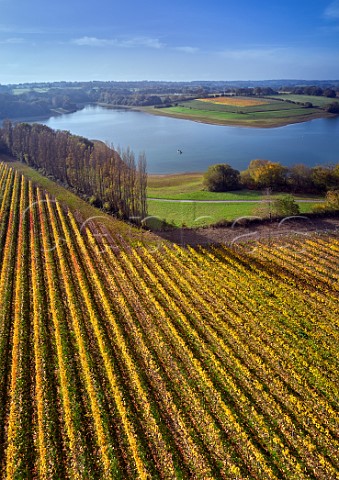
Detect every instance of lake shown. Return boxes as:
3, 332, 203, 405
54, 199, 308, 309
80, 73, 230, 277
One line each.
38, 105, 339, 174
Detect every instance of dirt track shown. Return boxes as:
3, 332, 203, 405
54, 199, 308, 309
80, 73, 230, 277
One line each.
153, 215, 339, 246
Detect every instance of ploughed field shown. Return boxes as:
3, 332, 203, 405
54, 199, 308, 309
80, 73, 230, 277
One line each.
197, 97, 270, 107
0, 161, 338, 479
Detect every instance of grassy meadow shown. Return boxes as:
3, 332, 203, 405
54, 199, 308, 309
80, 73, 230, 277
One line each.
147, 173, 323, 201
268, 94, 337, 107
2, 156, 325, 231
147, 200, 258, 227
147, 173, 323, 227
147, 199, 318, 227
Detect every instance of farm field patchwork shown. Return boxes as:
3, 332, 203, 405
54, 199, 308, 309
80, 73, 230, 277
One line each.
149, 95, 332, 127
0, 161, 338, 478
181, 99, 302, 113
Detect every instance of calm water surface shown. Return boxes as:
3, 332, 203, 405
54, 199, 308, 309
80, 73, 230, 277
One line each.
40, 105, 339, 174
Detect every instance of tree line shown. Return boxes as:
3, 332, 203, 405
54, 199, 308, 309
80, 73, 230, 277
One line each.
0, 89, 91, 119
0, 121, 147, 221
282, 86, 338, 98
1, 80, 339, 119
203, 160, 339, 194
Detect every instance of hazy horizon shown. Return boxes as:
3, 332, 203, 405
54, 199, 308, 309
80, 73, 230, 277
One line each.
1, 0, 339, 85
3, 78, 339, 87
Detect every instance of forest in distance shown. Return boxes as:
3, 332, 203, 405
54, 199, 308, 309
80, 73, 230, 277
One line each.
1, 79, 339, 120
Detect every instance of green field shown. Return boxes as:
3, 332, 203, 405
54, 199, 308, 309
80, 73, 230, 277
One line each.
147, 199, 318, 227
147, 172, 323, 201
147, 172, 204, 196
11, 86, 84, 95
147, 172, 324, 227
179, 98, 299, 114
2, 156, 325, 230
150, 105, 325, 127
12, 87, 51, 95
268, 94, 338, 107
147, 200, 258, 227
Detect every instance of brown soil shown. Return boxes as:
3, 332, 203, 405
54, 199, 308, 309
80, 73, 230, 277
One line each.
153, 216, 339, 247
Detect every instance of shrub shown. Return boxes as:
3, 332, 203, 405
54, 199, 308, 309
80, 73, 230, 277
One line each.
313, 189, 339, 213
273, 195, 300, 216
326, 102, 339, 114
89, 195, 102, 208
241, 159, 287, 190
203, 164, 240, 192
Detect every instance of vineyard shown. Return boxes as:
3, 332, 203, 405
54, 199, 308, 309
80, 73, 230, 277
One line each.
0, 160, 338, 479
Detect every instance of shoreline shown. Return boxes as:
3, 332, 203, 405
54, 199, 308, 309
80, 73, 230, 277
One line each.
2, 102, 336, 130
138, 106, 335, 129
0, 108, 80, 125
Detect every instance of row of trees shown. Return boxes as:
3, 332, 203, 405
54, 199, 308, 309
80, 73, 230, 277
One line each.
0, 93, 52, 119
2, 81, 339, 119
0, 121, 147, 220
283, 86, 338, 98
231, 87, 278, 97
203, 160, 339, 193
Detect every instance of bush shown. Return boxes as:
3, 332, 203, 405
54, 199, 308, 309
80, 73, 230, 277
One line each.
311, 165, 339, 192
326, 102, 339, 114
103, 201, 112, 211
273, 195, 300, 216
241, 159, 287, 190
89, 195, 102, 208
313, 189, 339, 213
203, 164, 240, 192
325, 189, 339, 209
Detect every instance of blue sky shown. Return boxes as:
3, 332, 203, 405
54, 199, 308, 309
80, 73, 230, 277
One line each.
1, 0, 339, 84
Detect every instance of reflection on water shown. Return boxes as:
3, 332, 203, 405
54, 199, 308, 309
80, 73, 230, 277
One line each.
39, 105, 339, 174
